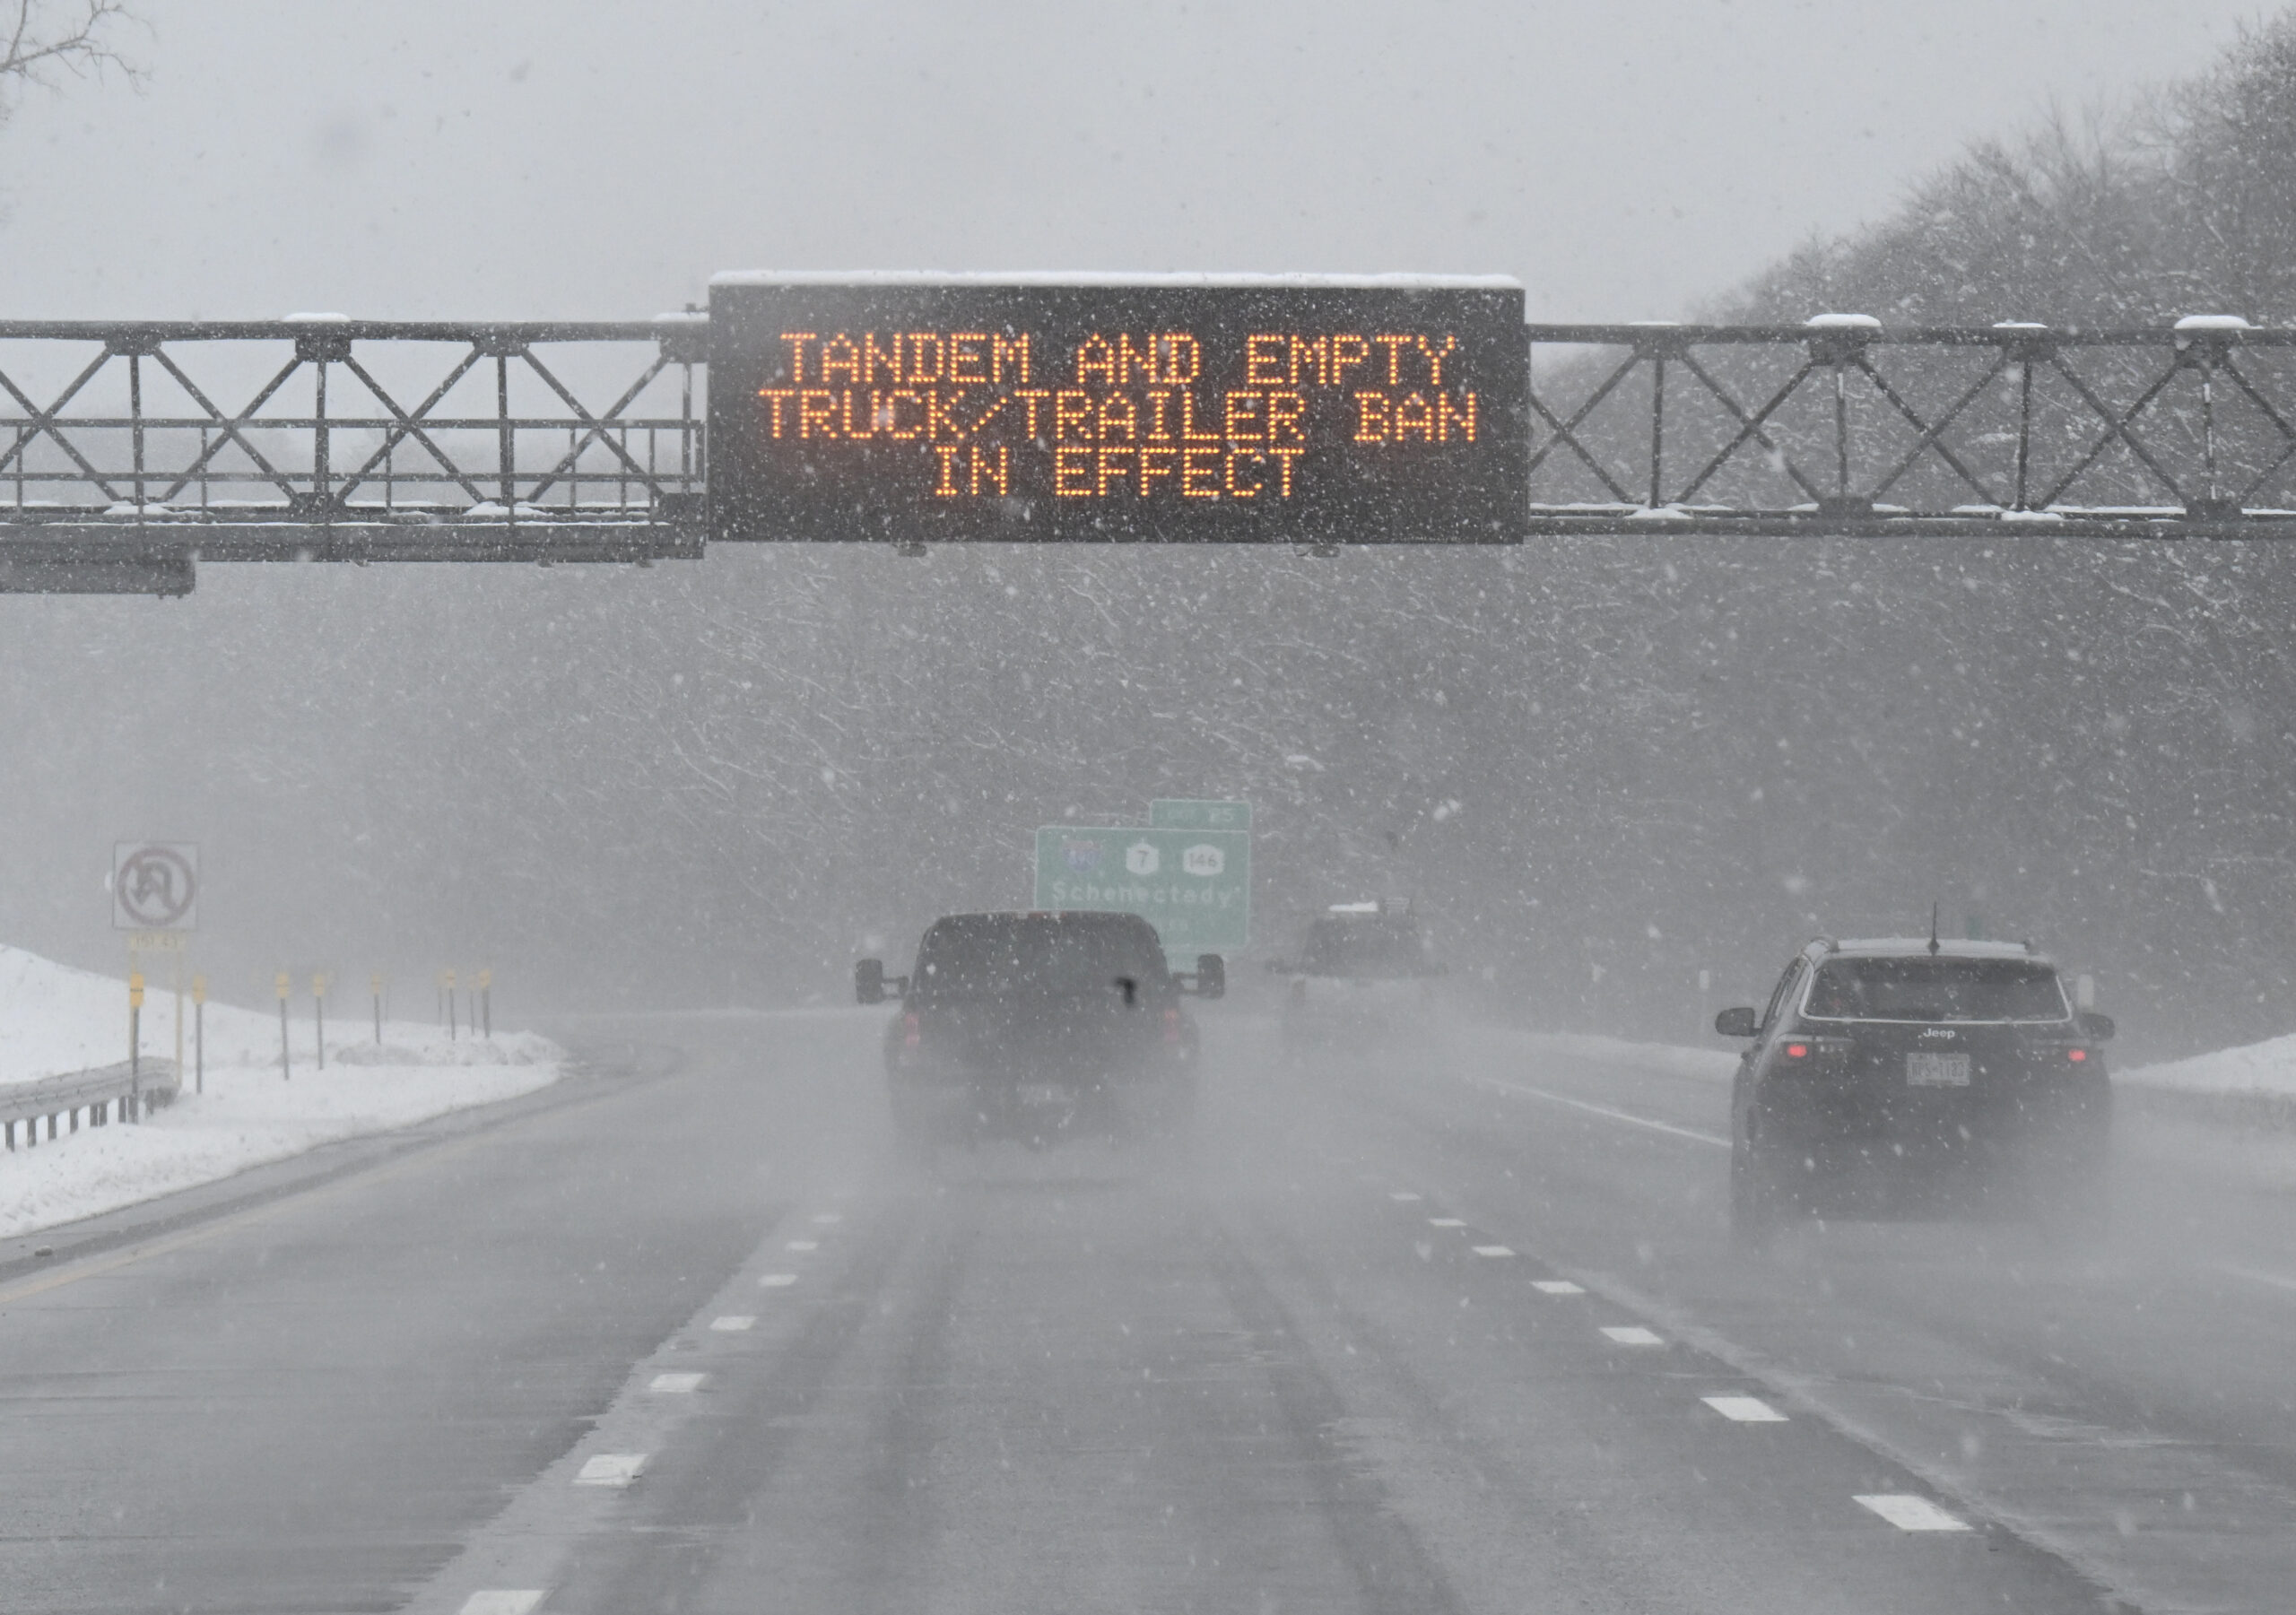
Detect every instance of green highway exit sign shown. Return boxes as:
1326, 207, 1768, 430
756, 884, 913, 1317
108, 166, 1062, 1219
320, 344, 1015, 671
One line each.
1149, 798, 1252, 831
1033, 826, 1250, 952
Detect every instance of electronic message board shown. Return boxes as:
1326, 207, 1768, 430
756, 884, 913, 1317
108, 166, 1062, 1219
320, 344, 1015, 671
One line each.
708, 274, 1526, 544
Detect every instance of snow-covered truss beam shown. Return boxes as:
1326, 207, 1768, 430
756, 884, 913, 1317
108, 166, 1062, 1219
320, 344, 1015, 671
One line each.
10, 315, 2296, 595
0, 317, 707, 595
1526, 319, 2296, 539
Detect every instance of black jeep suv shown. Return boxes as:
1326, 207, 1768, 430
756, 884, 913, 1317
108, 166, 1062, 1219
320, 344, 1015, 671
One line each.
856, 911, 1222, 1154
1715, 938, 2113, 1244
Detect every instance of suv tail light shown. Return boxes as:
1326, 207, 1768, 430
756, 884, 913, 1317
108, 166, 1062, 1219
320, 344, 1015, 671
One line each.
902, 1012, 921, 1050
1162, 1007, 1184, 1045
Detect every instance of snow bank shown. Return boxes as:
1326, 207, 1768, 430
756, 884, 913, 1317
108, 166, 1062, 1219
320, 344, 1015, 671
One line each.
1477, 1008, 2296, 1128
2120, 1034, 2296, 1107
0, 944, 561, 1238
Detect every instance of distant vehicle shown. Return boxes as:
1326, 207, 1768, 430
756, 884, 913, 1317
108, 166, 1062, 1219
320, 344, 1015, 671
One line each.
1715, 937, 2114, 1245
1265, 901, 1444, 1056
856, 911, 1222, 1154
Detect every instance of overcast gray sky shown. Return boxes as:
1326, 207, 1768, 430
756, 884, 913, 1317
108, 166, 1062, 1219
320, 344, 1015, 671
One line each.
0, 1, 2273, 321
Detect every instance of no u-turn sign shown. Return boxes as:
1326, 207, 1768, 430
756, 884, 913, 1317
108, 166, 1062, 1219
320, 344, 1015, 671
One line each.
112, 842, 200, 932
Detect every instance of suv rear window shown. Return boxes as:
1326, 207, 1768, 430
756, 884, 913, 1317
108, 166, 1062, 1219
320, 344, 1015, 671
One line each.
1299, 917, 1427, 977
914, 915, 1167, 1000
1803, 957, 2070, 1023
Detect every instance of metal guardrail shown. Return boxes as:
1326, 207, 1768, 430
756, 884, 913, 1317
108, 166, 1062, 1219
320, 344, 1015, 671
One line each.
11, 313, 2296, 592
1, 1059, 179, 1149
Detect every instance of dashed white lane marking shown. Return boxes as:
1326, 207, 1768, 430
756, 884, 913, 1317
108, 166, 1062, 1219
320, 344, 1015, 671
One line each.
1602, 1325, 1665, 1346
786, 1239, 819, 1252
758, 1272, 798, 1288
574, 1453, 648, 1488
1388, 1192, 1422, 1203
810, 1212, 843, 1225
648, 1372, 706, 1394
459, 1594, 544, 1615
1533, 1280, 1586, 1295
2213, 1259, 2296, 1295
1855, 1493, 1972, 1532
1465, 1073, 1730, 1149
709, 1315, 756, 1332
1427, 1218, 1465, 1229
1470, 1245, 1516, 1258
1702, 1394, 1787, 1422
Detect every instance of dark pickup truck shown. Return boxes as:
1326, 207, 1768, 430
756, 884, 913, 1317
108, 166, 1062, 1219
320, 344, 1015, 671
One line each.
857, 911, 1223, 1154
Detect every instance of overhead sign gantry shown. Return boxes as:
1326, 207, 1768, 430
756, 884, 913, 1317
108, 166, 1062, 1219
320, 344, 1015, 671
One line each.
7, 282, 2296, 594
708, 274, 1529, 545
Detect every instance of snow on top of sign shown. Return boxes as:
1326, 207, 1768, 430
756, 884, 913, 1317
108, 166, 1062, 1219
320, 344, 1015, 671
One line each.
709, 270, 1523, 291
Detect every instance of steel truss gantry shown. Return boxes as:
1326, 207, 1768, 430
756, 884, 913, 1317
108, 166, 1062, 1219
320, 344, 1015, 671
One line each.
6, 314, 2296, 594
1526, 318, 2296, 540
0, 316, 706, 595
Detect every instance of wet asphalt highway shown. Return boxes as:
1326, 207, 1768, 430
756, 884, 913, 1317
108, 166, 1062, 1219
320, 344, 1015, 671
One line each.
0, 1007, 2291, 1613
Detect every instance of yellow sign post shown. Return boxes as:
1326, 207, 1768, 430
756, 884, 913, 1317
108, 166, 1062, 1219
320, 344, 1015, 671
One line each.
127, 971, 145, 1120
192, 974, 207, 1095
370, 971, 384, 1046
312, 973, 329, 1072
275, 971, 291, 1081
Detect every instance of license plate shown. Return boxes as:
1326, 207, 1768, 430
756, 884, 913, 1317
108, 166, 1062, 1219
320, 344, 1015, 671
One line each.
1905, 1052, 1971, 1087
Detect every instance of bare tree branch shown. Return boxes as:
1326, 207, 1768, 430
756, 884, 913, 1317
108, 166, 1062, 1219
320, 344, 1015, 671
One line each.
0, 0, 140, 124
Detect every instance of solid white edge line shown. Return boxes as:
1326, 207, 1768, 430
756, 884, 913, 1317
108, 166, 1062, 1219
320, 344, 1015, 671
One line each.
785, 1240, 819, 1252
1701, 1394, 1787, 1423
2213, 1259, 2296, 1295
1854, 1493, 1972, 1532
1465, 1072, 1730, 1148
1427, 1218, 1466, 1228
1532, 1280, 1586, 1295
1388, 1191, 1423, 1202
709, 1315, 756, 1332
758, 1272, 798, 1287
1601, 1324, 1665, 1346
648, 1372, 706, 1394
1471, 1245, 1517, 1257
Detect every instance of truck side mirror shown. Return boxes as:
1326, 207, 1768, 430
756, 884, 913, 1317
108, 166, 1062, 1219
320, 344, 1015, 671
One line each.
2078, 1010, 2115, 1042
1193, 954, 1226, 1000
856, 958, 890, 1005
1714, 1005, 1761, 1038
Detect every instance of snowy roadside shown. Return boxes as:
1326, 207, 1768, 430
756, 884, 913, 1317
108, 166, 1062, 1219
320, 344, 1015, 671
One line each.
1463, 1009, 2296, 1132
0, 945, 562, 1239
